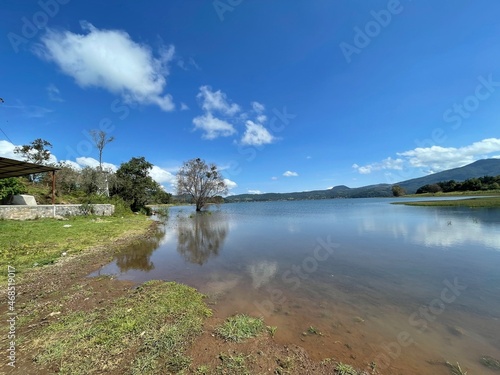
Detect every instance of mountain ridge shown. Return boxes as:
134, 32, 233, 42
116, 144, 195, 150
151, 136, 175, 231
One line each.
224, 159, 500, 202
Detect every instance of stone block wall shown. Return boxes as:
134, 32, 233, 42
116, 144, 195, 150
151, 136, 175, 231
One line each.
0, 204, 114, 220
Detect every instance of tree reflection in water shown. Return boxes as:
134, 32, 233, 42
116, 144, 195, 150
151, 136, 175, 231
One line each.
115, 225, 166, 272
177, 212, 228, 265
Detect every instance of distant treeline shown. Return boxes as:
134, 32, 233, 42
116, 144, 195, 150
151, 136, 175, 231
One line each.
416, 175, 500, 194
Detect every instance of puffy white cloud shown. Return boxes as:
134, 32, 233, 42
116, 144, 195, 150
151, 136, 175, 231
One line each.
193, 112, 236, 139
252, 101, 265, 114
59, 160, 82, 170
353, 138, 500, 175
241, 120, 275, 146
223, 178, 238, 190
197, 85, 240, 116
397, 138, 500, 171
283, 170, 298, 177
149, 165, 176, 185
180, 102, 189, 111
36, 21, 175, 111
76, 157, 117, 172
352, 157, 404, 174
0, 140, 18, 159
248, 189, 262, 194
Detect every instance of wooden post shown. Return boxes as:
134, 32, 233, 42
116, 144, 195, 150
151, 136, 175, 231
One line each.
52, 170, 56, 205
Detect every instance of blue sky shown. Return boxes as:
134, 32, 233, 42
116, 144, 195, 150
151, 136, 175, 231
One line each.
1, 0, 500, 194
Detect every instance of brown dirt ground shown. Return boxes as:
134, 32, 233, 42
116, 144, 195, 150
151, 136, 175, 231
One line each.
0, 221, 404, 375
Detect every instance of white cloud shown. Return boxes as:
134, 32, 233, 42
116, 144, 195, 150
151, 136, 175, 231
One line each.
36, 21, 175, 111
252, 101, 265, 114
76, 157, 117, 171
352, 157, 404, 175
0, 140, 18, 159
223, 178, 238, 190
397, 138, 500, 171
149, 165, 176, 185
180, 102, 189, 111
283, 170, 298, 177
5, 103, 53, 118
47, 84, 64, 102
193, 112, 236, 139
248, 189, 262, 194
241, 120, 275, 146
271, 176, 278, 180
197, 85, 240, 116
353, 138, 500, 175
59, 160, 82, 170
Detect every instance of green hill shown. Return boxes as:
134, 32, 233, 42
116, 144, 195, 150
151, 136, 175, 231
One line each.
224, 159, 500, 202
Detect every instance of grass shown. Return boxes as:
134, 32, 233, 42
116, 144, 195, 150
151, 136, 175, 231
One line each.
480, 355, 500, 370
393, 196, 500, 207
335, 362, 358, 375
216, 353, 251, 375
215, 314, 265, 342
0, 214, 152, 275
31, 280, 212, 375
446, 362, 468, 375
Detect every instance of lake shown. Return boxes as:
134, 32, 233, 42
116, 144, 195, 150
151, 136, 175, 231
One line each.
91, 198, 500, 374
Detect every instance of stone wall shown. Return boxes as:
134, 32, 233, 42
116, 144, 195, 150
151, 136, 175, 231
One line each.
0, 204, 114, 220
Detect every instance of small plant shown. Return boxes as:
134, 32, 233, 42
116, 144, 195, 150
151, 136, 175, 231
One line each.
266, 325, 278, 338
307, 326, 322, 335
216, 314, 264, 342
480, 355, 500, 370
217, 353, 250, 374
335, 362, 358, 375
446, 361, 468, 375
195, 365, 210, 374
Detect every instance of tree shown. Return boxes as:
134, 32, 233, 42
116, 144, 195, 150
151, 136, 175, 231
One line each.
113, 157, 158, 212
13, 138, 53, 182
391, 185, 406, 197
89, 130, 114, 171
14, 138, 52, 165
177, 158, 228, 211
0, 177, 25, 202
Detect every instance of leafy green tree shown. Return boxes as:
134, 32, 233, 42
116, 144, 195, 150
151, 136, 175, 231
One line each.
391, 185, 406, 197
13, 138, 53, 182
113, 157, 158, 212
0, 177, 25, 202
14, 138, 52, 165
176, 158, 228, 211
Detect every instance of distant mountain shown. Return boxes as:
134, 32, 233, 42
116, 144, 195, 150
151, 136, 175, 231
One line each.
224, 159, 500, 202
398, 159, 500, 193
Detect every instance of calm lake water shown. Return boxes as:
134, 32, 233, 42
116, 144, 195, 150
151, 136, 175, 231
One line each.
91, 198, 500, 374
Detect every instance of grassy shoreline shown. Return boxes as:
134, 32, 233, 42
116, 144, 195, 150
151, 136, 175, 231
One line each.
393, 195, 500, 207
1, 213, 382, 374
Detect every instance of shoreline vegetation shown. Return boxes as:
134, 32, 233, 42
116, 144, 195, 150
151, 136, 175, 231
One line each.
393, 195, 500, 207
1, 212, 372, 375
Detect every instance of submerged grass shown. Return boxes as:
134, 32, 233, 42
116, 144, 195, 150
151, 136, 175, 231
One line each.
393, 196, 500, 207
216, 314, 264, 342
31, 280, 212, 375
0, 214, 151, 275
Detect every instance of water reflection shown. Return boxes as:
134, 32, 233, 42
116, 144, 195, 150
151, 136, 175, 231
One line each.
247, 261, 278, 289
177, 212, 229, 265
115, 226, 166, 271
358, 206, 500, 250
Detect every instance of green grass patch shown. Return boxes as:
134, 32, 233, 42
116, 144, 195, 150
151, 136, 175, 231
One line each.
216, 314, 264, 342
31, 280, 212, 375
0, 214, 151, 275
393, 196, 500, 207
335, 362, 358, 375
217, 353, 251, 375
